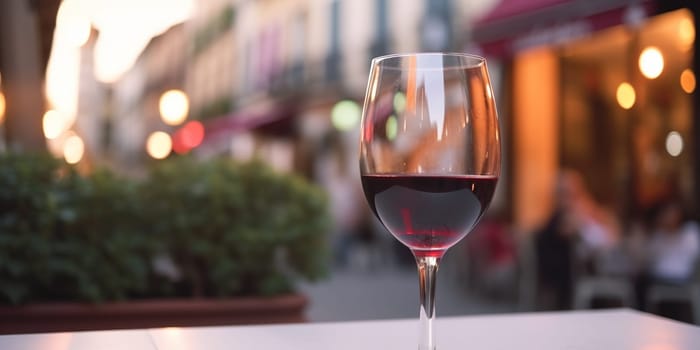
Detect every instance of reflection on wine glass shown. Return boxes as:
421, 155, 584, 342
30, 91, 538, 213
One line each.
359, 53, 500, 350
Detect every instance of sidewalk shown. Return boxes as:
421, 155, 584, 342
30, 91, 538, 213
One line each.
299, 259, 518, 322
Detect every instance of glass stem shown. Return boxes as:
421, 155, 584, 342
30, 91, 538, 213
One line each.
416, 255, 440, 350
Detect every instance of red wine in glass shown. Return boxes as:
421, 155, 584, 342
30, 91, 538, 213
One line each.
361, 174, 498, 257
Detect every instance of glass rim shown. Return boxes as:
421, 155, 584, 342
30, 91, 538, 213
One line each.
370, 52, 486, 68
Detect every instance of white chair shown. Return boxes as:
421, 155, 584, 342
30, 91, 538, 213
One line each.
645, 259, 700, 324
573, 275, 635, 309
572, 243, 636, 309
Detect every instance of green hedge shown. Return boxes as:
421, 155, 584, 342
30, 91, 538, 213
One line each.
0, 154, 330, 304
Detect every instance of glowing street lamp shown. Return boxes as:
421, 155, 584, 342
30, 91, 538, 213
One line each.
680, 69, 696, 94
63, 132, 85, 164
666, 131, 683, 157
43, 110, 67, 139
172, 120, 205, 154
616, 82, 636, 110
639, 47, 664, 79
146, 131, 172, 159
159, 89, 189, 126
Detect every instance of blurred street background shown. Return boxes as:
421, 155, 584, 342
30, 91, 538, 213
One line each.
1, 0, 700, 330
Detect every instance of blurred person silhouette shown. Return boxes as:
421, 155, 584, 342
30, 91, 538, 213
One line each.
535, 170, 620, 309
635, 199, 700, 311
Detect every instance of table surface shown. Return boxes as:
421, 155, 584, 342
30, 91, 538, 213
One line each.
1, 309, 698, 350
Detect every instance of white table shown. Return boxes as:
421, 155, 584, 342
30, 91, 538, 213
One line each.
1, 309, 698, 349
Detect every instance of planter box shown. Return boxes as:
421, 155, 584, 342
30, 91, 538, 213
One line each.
0, 294, 307, 334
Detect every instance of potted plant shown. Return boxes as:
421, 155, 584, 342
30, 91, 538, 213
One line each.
0, 154, 331, 333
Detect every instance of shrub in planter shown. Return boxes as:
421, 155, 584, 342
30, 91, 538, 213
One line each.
54, 169, 153, 301
0, 153, 331, 308
142, 157, 331, 298
0, 153, 152, 304
0, 153, 63, 304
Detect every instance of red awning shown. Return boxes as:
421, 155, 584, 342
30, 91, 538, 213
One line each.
201, 103, 296, 145
472, 0, 656, 57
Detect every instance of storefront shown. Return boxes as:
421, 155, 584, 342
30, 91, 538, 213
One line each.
471, 0, 698, 233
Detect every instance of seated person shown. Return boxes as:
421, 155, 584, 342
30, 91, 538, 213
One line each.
536, 170, 621, 309
635, 199, 700, 314
646, 200, 700, 284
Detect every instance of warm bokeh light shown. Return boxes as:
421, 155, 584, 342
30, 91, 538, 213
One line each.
665, 131, 683, 157
678, 16, 695, 51
172, 138, 188, 155
159, 89, 189, 125
63, 133, 85, 164
331, 100, 361, 131
680, 69, 696, 94
146, 131, 172, 159
173, 120, 205, 154
181, 121, 204, 148
42, 110, 67, 139
0, 92, 5, 124
616, 82, 636, 110
639, 47, 664, 79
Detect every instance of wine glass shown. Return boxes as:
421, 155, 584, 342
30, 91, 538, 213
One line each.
359, 53, 500, 349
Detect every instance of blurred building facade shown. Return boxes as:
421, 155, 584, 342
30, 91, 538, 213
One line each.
67, 0, 698, 233
79, 0, 481, 173
469, 0, 699, 232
